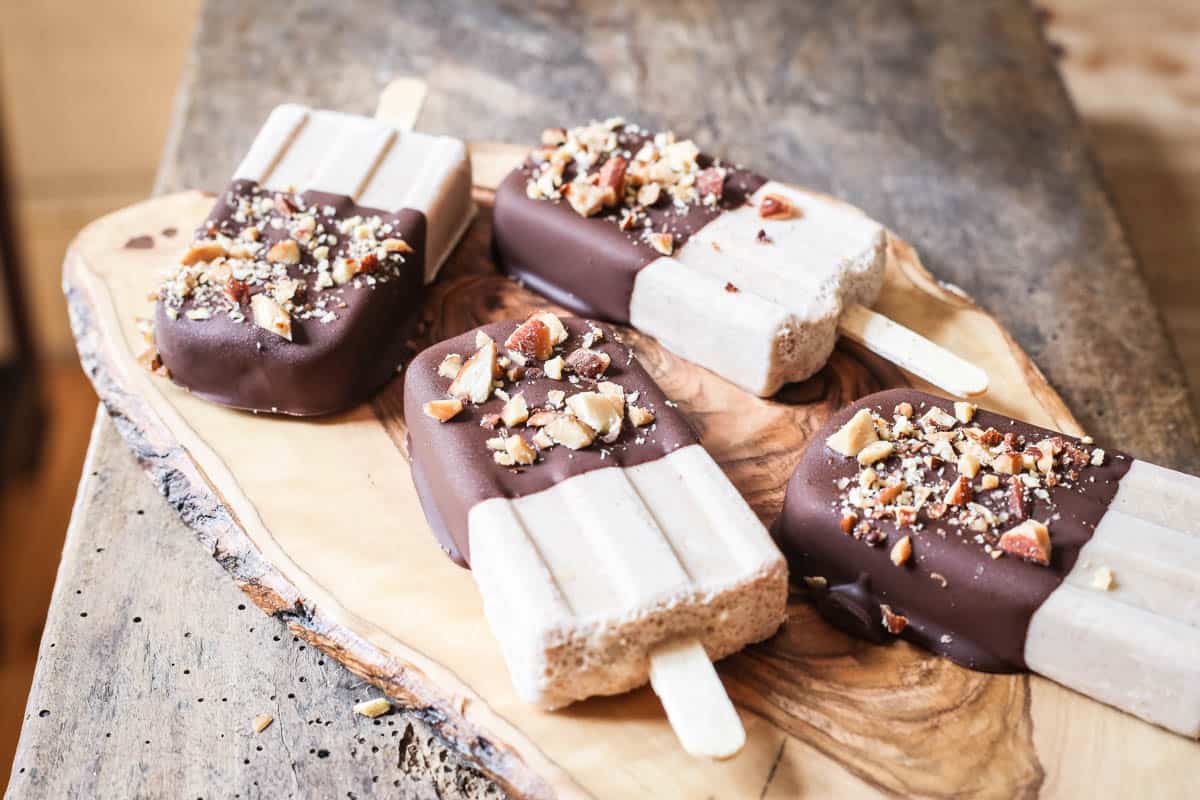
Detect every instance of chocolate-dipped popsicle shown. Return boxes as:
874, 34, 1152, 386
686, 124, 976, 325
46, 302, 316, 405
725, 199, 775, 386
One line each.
405, 314, 788, 757
150, 102, 473, 415
776, 388, 1200, 737
492, 120, 987, 398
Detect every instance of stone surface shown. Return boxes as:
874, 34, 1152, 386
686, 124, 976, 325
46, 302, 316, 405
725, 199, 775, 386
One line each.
12, 0, 1199, 797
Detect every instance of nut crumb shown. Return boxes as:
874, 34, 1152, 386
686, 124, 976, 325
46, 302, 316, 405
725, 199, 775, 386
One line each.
353, 698, 392, 718
252, 714, 273, 733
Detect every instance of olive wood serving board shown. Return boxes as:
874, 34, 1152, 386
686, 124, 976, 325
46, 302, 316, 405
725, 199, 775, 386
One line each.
64, 145, 1199, 799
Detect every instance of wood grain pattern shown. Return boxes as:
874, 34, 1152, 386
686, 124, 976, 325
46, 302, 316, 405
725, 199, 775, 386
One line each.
44, 159, 1200, 797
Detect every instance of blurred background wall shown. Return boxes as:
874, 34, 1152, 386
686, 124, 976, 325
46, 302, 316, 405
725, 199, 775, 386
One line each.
0, 0, 201, 774
0, 0, 1196, 782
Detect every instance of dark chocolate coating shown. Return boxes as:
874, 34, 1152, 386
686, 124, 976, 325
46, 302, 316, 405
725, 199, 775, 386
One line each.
492, 130, 766, 323
404, 318, 699, 567
155, 181, 426, 416
775, 388, 1132, 672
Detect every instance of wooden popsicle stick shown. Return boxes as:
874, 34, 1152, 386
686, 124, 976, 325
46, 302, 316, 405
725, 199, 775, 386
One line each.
374, 77, 429, 132
649, 639, 746, 759
838, 303, 989, 398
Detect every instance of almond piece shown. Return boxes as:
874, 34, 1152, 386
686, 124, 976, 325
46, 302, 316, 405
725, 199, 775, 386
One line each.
250, 294, 292, 340
758, 193, 795, 220
530, 311, 569, 344
567, 392, 623, 443
546, 414, 596, 450
332, 258, 358, 285
628, 405, 655, 427
890, 536, 912, 567
646, 231, 674, 256
597, 155, 628, 206
980, 474, 1001, 491
353, 698, 392, 718
271, 277, 302, 305
526, 410, 558, 428
448, 340, 497, 404
546, 388, 566, 408
505, 318, 554, 361
500, 393, 529, 427
422, 398, 463, 423
564, 182, 608, 217
543, 356, 565, 380
437, 354, 463, 379
877, 480, 906, 505
839, 513, 858, 534
826, 409, 879, 457
999, 520, 1052, 566
1009, 480, 1027, 520
267, 239, 301, 264
957, 453, 981, 479
954, 402, 977, 424
1091, 565, 1115, 591
181, 241, 228, 265
637, 183, 661, 207
880, 604, 908, 635
252, 714, 274, 733
596, 381, 625, 415
992, 452, 1022, 475
696, 167, 725, 200
505, 435, 537, 466
919, 406, 958, 431
565, 348, 611, 379
894, 401, 914, 418
944, 475, 973, 506
382, 238, 413, 254
857, 440, 895, 466
532, 428, 555, 450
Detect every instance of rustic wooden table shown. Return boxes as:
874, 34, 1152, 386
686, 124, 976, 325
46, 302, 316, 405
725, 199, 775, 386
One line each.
10, 1, 1200, 797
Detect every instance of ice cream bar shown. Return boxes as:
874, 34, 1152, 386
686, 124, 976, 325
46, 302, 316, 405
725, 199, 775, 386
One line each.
492, 120, 987, 398
405, 314, 788, 756
776, 388, 1200, 737
152, 99, 473, 415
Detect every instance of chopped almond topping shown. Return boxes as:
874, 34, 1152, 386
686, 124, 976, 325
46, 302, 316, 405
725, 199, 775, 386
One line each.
565, 348, 611, 379
890, 536, 912, 567
954, 402, 977, 424
500, 393, 530, 427
545, 415, 596, 450
567, 392, 623, 443
437, 354, 463, 379
943, 475, 973, 506
564, 182, 608, 217
505, 435, 537, 466
856, 441, 894, 466
999, 520, 1051, 565
957, 453, 981, 479
422, 398, 463, 423
250, 294, 292, 340
267, 239, 301, 265
758, 193, 795, 220
505, 318, 554, 361
181, 241, 227, 265
880, 604, 908, 635
980, 474, 1001, 491
992, 452, 1022, 475
448, 341, 497, 404
543, 356, 565, 380
826, 409, 879, 457
646, 231, 674, 256
628, 405, 655, 427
